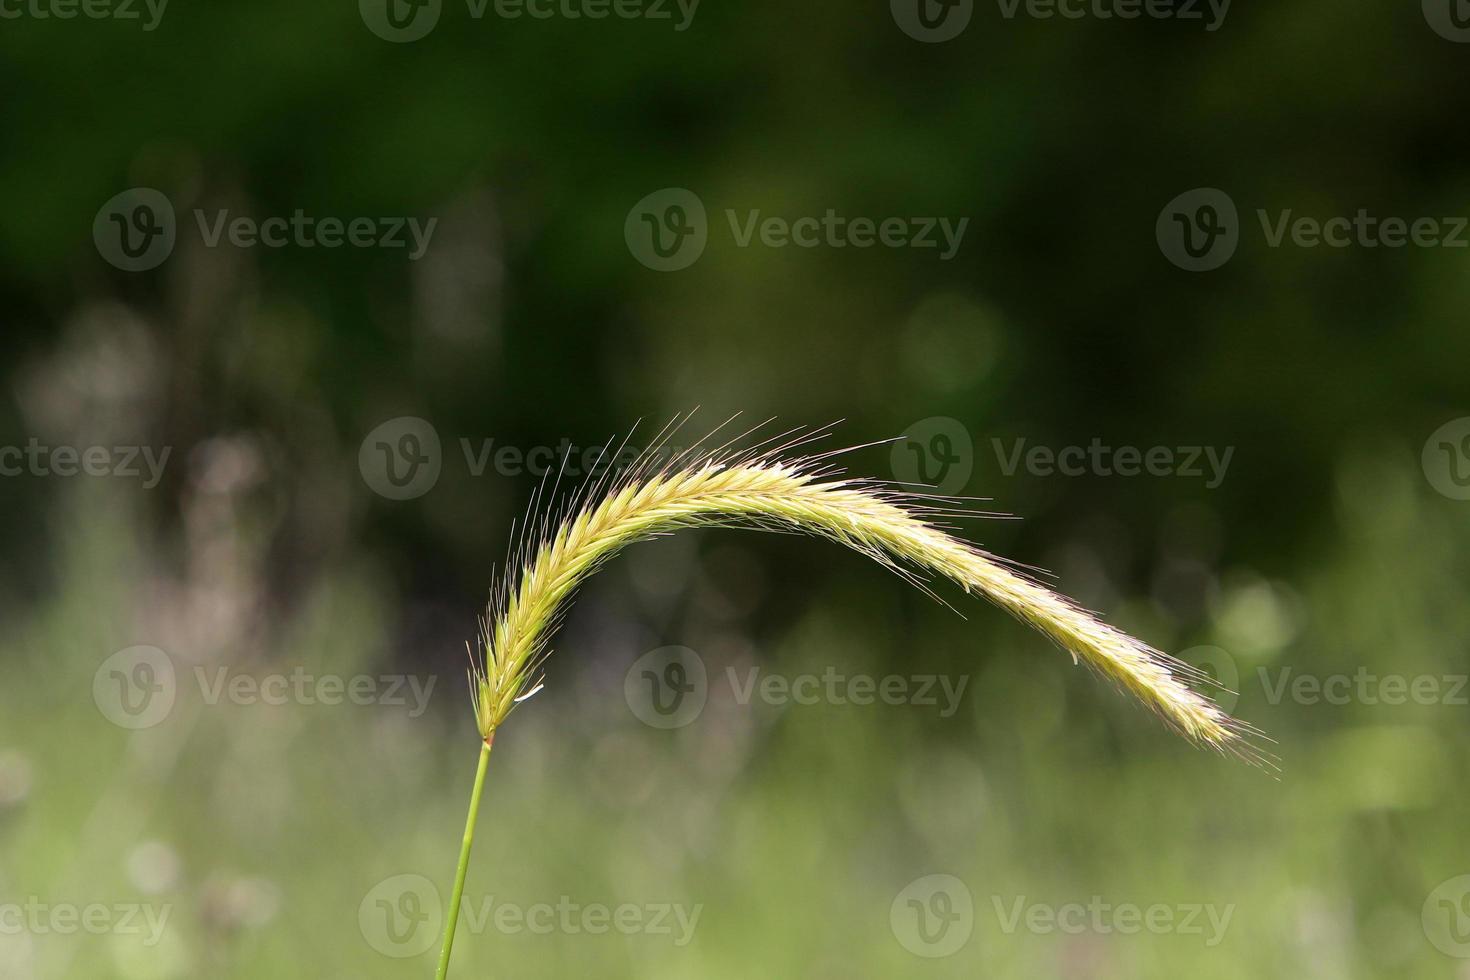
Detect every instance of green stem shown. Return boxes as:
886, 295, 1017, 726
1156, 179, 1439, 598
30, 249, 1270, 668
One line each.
435, 738, 493, 980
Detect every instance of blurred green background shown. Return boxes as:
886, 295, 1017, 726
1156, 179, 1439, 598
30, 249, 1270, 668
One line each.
1, 1, 1469, 976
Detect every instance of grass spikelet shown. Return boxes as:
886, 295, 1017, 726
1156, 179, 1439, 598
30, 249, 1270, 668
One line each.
435, 417, 1269, 979
472, 417, 1262, 757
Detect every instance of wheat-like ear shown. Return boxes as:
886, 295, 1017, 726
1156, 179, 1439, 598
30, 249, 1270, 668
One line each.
437, 421, 1269, 978
469, 419, 1266, 764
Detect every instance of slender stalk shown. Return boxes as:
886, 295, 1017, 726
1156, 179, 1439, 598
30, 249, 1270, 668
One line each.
435, 738, 493, 980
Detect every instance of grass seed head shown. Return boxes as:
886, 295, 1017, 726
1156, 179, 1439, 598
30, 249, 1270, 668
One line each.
469, 417, 1269, 767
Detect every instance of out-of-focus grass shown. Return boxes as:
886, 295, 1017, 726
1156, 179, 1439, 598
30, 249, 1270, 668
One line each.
1, 447, 1466, 979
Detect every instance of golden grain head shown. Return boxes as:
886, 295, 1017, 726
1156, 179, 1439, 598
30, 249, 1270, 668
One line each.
470, 418, 1270, 767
